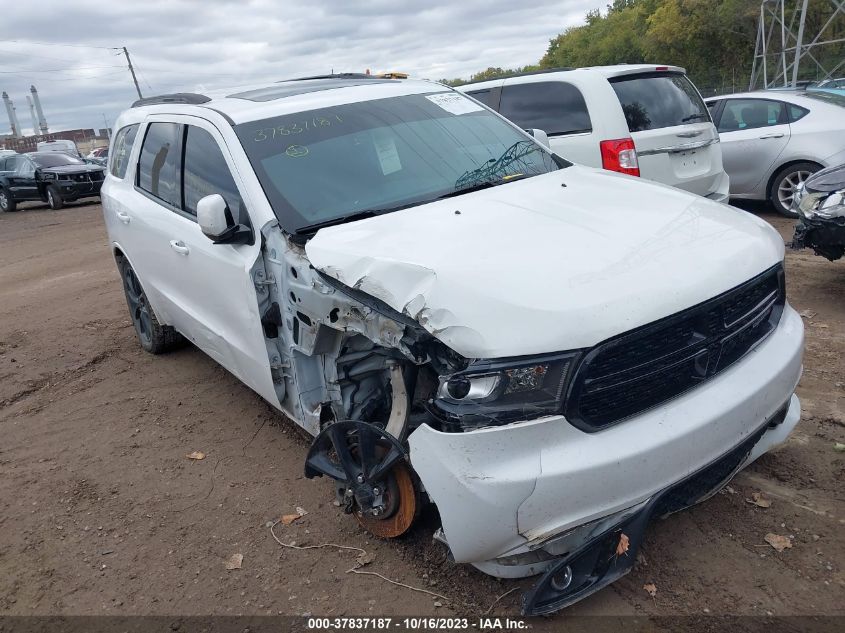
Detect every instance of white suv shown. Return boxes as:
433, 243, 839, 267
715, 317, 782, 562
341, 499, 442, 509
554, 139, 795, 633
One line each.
460, 65, 730, 202
102, 76, 802, 615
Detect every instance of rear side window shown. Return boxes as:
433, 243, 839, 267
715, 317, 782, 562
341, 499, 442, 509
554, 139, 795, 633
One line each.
183, 126, 246, 223
465, 89, 498, 109
717, 99, 787, 132
138, 122, 182, 207
788, 104, 810, 122
610, 73, 709, 132
110, 124, 139, 179
498, 82, 592, 136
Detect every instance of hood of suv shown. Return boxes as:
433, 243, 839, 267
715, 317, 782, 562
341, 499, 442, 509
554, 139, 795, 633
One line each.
306, 166, 784, 358
42, 164, 104, 175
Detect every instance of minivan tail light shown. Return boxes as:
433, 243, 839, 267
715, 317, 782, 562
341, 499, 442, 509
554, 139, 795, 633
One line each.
600, 138, 640, 176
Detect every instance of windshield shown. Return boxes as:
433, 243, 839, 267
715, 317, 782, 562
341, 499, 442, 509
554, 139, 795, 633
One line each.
235, 91, 565, 234
610, 72, 710, 132
805, 90, 845, 107
30, 153, 85, 168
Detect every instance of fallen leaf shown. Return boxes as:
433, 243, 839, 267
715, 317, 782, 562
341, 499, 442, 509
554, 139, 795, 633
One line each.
725, 485, 737, 495
834, 443, 845, 453
185, 451, 205, 460
615, 533, 630, 557
281, 514, 303, 525
798, 309, 817, 319
764, 533, 792, 552
356, 551, 376, 567
746, 492, 772, 508
295, 506, 308, 517
643, 582, 657, 597
224, 553, 243, 570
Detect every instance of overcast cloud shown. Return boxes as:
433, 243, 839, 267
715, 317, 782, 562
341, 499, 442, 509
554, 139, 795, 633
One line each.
0, 0, 597, 135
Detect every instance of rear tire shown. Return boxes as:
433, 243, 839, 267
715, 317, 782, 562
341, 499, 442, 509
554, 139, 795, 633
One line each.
46, 185, 64, 210
118, 257, 183, 354
769, 162, 820, 218
0, 188, 16, 212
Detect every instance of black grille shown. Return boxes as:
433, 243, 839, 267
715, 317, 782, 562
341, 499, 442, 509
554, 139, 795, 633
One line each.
566, 265, 785, 431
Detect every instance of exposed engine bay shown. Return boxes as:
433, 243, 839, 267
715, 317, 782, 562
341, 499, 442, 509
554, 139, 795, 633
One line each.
251, 222, 467, 538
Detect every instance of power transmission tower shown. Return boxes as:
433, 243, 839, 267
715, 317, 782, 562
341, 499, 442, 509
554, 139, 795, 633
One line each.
749, 0, 845, 89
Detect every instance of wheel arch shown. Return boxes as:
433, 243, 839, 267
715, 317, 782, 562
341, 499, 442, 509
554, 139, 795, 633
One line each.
765, 158, 824, 201
111, 243, 169, 325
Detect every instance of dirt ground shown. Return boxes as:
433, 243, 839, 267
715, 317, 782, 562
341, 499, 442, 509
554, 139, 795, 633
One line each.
0, 200, 843, 626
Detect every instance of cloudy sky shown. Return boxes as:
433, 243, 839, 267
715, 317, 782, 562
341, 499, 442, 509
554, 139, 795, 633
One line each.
0, 0, 597, 135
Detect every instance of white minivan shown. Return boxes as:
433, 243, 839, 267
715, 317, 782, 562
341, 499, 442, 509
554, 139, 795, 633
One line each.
460, 65, 730, 202
102, 76, 801, 615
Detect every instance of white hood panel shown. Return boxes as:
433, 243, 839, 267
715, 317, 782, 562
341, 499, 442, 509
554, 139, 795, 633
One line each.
306, 166, 784, 358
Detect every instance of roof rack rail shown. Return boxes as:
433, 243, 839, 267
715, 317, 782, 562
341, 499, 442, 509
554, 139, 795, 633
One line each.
131, 93, 211, 108
464, 67, 574, 84
286, 73, 385, 82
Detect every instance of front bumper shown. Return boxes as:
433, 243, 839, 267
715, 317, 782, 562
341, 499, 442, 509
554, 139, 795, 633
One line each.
408, 304, 803, 572
58, 178, 103, 200
792, 216, 845, 261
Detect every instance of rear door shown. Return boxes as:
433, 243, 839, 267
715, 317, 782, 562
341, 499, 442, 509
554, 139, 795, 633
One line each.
495, 80, 595, 165
609, 72, 723, 196
714, 98, 791, 195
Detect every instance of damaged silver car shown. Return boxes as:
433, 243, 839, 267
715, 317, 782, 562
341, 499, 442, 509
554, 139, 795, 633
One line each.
101, 75, 804, 615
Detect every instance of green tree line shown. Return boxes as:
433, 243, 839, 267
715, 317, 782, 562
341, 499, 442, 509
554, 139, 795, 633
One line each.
440, 0, 844, 95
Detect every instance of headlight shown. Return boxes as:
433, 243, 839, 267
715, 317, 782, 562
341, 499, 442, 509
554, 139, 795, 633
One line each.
41, 172, 57, 180
432, 351, 581, 431
795, 181, 845, 220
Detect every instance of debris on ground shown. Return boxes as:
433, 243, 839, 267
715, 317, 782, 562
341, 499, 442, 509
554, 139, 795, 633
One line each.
764, 533, 793, 552
224, 553, 243, 570
798, 309, 817, 319
356, 550, 376, 567
746, 492, 772, 508
643, 582, 657, 597
185, 451, 206, 460
834, 442, 845, 453
616, 533, 630, 556
281, 507, 308, 525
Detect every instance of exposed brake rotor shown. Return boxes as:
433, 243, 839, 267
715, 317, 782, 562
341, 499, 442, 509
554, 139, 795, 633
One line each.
304, 421, 419, 538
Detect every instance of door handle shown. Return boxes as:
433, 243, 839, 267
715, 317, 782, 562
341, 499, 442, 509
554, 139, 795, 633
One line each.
759, 133, 784, 139
169, 240, 190, 255
115, 210, 131, 224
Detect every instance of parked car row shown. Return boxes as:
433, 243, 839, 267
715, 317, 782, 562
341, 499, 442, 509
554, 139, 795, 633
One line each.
0, 151, 105, 211
101, 73, 804, 615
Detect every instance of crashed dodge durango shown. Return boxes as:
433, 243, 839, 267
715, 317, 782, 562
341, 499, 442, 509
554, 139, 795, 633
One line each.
102, 76, 804, 615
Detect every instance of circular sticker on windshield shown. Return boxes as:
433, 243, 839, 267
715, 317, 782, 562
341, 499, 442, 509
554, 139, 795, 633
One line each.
286, 145, 309, 157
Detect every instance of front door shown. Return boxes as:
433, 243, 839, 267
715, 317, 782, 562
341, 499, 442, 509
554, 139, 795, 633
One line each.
715, 98, 791, 195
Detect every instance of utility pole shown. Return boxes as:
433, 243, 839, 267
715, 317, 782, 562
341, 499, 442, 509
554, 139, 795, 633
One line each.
102, 113, 111, 139
122, 47, 143, 100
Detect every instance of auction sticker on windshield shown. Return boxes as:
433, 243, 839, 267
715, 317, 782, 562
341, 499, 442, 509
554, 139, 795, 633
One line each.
426, 92, 484, 115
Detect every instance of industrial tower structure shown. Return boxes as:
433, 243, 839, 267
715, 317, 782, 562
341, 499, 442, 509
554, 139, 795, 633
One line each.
750, 0, 845, 89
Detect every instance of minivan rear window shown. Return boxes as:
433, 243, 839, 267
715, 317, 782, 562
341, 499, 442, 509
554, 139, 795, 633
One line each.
497, 82, 592, 136
610, 72, 710, 132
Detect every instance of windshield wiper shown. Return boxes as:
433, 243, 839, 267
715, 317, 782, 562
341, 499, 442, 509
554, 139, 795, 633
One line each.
436, 173, 532, 200
294, 210, 379, 236
681, 113, 709, 122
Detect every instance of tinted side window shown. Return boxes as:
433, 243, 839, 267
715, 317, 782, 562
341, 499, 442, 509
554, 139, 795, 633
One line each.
498, 82, 592, 136
15, 156, 35, 176
183, 126, 247, 223
137, 122, 182, 207
110, 124, 139, 179
788, 104, 810, 122
718, 99, 787, 132
611, 73, 709, 132
466, 89, 498, 109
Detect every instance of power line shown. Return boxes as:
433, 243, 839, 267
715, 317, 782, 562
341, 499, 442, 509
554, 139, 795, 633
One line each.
0, 65, 124, 73
0, 39, 117, 50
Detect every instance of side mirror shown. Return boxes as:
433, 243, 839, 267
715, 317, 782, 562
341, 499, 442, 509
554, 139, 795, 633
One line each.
526, 128, 551, 150
197, 194, 253, 246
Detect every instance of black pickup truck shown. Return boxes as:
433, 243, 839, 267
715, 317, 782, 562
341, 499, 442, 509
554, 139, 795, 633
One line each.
0, 152, 105, 212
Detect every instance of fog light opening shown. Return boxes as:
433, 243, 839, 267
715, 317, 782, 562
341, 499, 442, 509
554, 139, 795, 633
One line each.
549, 565, 573, 592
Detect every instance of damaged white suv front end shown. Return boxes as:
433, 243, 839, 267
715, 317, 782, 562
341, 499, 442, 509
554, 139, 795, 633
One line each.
104, 77, 803, 616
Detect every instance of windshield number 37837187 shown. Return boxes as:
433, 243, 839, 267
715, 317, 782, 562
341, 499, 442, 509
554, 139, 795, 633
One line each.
253, 114, 344, 142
